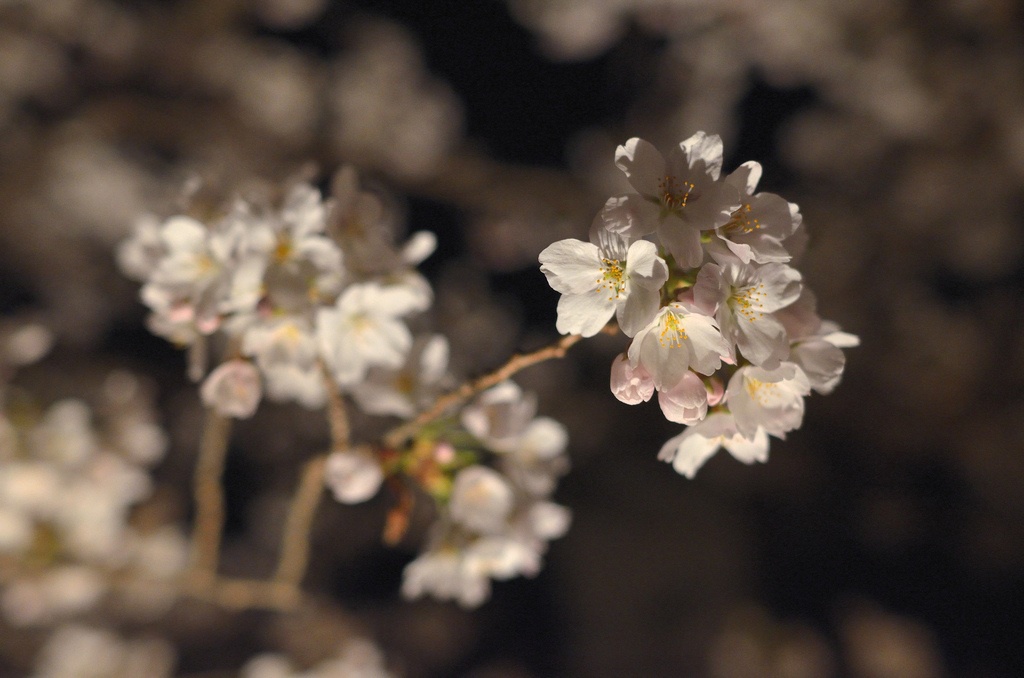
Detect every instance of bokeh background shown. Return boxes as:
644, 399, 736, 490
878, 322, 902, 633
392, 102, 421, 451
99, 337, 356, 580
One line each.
1, 0, 1024, 676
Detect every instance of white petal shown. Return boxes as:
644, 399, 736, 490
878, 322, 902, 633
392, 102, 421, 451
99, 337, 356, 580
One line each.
657, 371, 708, 425
325, 449, 384, 504
402, 230, 437, 265
678, 131, 725, 180
726, 161, 762, 195
624, 239, 668, 287
657, 219, 704, 269
614, 138, 666, 197
555, 289, 615, 337
722, 427, 770, 465
658, 429, 720, 479
616, 283, 660, 337
539, 239, 602, 295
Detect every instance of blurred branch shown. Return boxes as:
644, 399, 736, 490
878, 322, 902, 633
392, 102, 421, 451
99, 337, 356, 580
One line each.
273, 454, 327, 588
322, 362, 351, 451
187, 409, 232, 582
182, 574, 301, 611
383, 331, 595, 449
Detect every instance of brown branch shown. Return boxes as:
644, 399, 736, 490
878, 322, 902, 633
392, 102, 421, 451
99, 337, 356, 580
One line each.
181, 573, 302, 611
383, 332, 588, 449
273, 454, 328, 588
188, 408, 232, 581
321, 362, 351, 451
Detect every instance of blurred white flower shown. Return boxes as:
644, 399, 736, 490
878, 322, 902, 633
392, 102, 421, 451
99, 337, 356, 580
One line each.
324, 448, 384, 505
200, 360, 263, 419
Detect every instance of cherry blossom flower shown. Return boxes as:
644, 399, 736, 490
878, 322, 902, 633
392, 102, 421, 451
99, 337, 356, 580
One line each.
199, 360, 262, 419
351, 334, 450, 417
316, 281, 421, 388
707, 161, 801, 265
324, 448, 384, 504
627, 302, 731, 390
777, 289, 860, 395
449, 466, 515, 535
539, 206, 668, 337
613, 132, 741, 268
241, 316, 325, 408
461, 381, 538, 453
657, 370, 711, 425
497, 416, 570, 497
401, 541, 491, 608
726, 362, 812, 439
609, 353, 655, 405
694, 260, 802, 368
657, 412, 770, 479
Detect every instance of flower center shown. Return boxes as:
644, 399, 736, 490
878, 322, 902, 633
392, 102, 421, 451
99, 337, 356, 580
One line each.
722, 203, 760, 235
274, 236, 294, 263
596, 258, 627, 301
744, 376, 784, 407
729, 283, 767, 322
657, 175, 697, 213
658, 312, 689, 348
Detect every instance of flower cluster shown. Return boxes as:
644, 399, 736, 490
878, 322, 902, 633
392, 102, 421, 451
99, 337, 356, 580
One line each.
0, 370, 185, 627
121, 170, 573, 608
398, 382, 571, 608
119, 173, 434, 413
540, 132, 858, 477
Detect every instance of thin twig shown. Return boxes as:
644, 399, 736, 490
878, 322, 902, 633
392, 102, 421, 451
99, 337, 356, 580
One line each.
383, 333, 587, 449
181, 573, 302, 611
273, 454, 328, 588
188, 408, 232, 581
321, 362, 351, 451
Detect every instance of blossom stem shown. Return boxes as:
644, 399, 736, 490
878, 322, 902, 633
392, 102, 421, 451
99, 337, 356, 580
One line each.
188, 408, 232, 581
321, 362, 351, 451
383, 331, 595, 449
273, 454, 328, 588
182, 574, 302, 611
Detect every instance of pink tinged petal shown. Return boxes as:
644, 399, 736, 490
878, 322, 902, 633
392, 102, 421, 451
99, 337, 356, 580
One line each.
600, 195, 656, 239
539, 239, 603, 295
555, 289, 615, 337
721, 427, 770, 465
610, 353, 654, 405
614, 137, 666, 197
679, 131, 725, 180
658, 371, 709, 424
200, 360, 262, 419
617, 283, 660, 337
706, 376, 725, 406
